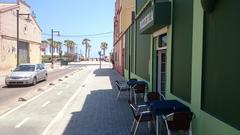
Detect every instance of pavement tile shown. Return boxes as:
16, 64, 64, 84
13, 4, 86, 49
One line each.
50, 64, 154, 135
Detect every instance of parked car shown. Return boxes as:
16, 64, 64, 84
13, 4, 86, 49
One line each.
5, 63, 48, 86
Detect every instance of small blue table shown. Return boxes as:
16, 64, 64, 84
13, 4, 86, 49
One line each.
127, 79, 138, 102
148, 100, 190, 135
149, 100, 190, 115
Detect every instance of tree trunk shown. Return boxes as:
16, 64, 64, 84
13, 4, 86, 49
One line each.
103, 49, 106, 56
85, 45, 87, 58
88, 48, 90, 58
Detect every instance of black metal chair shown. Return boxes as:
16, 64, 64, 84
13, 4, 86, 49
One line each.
128, 100, 155, 135
132, 81, 148, 105
115, 80, 129, 100
147, 92, 166, 102
162, 111, 194, 135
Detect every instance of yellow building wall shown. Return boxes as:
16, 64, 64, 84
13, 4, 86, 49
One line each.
29, 43, 41, 64
0, 1, 41, 74
0, 38, 16, 73
120, 0, 135, 33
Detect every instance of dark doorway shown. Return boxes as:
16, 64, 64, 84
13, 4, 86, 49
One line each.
18, 41, 29, 64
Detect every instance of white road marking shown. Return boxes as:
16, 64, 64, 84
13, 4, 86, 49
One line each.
42, 69, 93, 135
82, 76, 89, 87
15, 117, 30, 128
41, 101, 51, 108
0, 70, 76, 119
57, 91, 63, 95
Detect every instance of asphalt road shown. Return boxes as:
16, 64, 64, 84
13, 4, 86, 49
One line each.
0, 65, 93, 135
0, 64, 83, 113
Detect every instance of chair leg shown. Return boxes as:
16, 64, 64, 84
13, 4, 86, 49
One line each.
130, 120, 136, 133
133, 121, 140, 135
134, 92, 137, 104
129, 88, 132, 101
189, 122, 192, 135
133, 115, 142, 135
116, 91, 121, 100
151, 114, 156, 128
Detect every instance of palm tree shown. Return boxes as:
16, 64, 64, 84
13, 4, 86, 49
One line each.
56, 41, 62, 53
82, 38, 90, 58
51, 41, 62, 54
100, 42, 108, 56
87, 44, 91, 58
64, 40, 76, 54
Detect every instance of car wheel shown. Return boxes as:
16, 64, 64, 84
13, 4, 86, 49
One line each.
44, 74, 47, 81
32, 77, 37, 85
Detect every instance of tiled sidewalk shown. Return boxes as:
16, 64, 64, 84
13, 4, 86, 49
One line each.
49, 65, 153, 135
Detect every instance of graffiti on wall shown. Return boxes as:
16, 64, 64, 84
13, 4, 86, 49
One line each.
0, 40, 16, 63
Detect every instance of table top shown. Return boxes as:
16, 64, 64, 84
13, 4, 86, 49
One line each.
127, 80, 138, 86
149, 100, 190, 115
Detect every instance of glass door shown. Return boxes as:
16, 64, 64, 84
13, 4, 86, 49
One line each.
157, 34, 167, 96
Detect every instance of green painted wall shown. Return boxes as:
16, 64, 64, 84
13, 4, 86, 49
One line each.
201, 0, 240, 130
167, 0, 240, 135
136, 0, 151, 15
171, 0, 193, 103
151, 37, 158, 92
135, 19, 151, 81
131, 22, 136, 73
124, 69, 129, 80
125, 0, 240, 134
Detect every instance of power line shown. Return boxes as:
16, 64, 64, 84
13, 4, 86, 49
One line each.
42, 31, 113, 38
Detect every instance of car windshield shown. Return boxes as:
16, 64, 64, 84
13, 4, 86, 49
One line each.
14, 65, 35, 72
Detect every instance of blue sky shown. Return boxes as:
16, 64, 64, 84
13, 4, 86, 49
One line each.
22, 0, 114, 57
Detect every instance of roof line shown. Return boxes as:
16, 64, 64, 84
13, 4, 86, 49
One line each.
0, 1, 42, 32
17, 0, 31, 8
0, 5, 19, 13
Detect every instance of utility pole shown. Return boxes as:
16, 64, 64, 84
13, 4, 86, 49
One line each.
98, 51, 102, 69
17, 10, 19, 66
51, 29, 53, 68
51, 29, 60, 69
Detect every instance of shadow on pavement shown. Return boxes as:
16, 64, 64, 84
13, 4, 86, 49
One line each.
62, 89, 150, 135
62, 68, 151, 135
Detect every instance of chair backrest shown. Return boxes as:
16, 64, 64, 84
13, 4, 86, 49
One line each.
115, 80, 129, 91
165, 111, 193, 131
147, 92, 160, 102
133, 81, 147, 94
115, 81, 120, 89
129, 78, 138, 82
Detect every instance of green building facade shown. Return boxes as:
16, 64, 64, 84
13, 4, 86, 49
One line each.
124, 0, 240, 134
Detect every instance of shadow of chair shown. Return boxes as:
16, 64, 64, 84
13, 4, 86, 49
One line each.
163, 111, 194, 135
128, 100, 155, 135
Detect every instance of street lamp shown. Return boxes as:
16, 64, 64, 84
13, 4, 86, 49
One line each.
98, 51, 102, 69
16, 10, 31, 66
51, 29, 60, 69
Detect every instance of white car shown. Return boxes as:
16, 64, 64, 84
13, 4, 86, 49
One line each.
5, 63, 48, 86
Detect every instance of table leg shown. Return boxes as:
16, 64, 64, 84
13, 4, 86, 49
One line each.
156, 115, 159, 135
129, 87, 132, 101
134, 92, 137, 104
